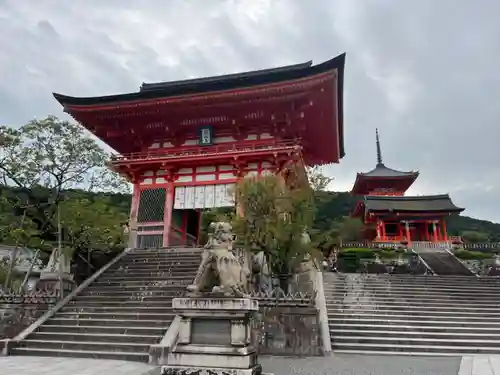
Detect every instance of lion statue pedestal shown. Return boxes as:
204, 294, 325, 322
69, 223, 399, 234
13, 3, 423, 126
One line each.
159, 222, 272, 375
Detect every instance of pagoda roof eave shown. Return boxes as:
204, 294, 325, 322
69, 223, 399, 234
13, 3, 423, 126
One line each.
362, 194, 465, 214
357, 164, 419, 178
350, 170, 419, 195
52, 53, 345, 108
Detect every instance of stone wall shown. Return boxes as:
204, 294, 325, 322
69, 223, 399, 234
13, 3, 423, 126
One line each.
0, 303, 51, 339
251, 305, 322, 356
0, 292, 59, 339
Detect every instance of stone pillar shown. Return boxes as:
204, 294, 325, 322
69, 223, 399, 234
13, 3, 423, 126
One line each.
161, 297, 268, 375
37, 248, 75, 295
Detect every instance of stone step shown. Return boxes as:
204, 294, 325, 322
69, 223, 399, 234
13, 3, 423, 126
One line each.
105, 266, 198, 277
325, 290, 500, 300
324, 284, 500, 292
18, 339, 150, 354
99, 275, 194, 282
9, 347, 149, 362
329, 323, 500, 333
117, 262, 199, 269
330, 328, 500, 340
54, 311, 174, 321
330, 342, 500, 355
30, 332, 161, 344
325, 299, 500, 308
120, 253, 201, 262
38, 324, 165, 336
119, 261, 199, 267
103, 271, 197, 278
128, 248, 202, 254
325, 274, 500, 282
46, 318, 170, 328
83, 285, 185, 293
60, 305, 174, 314
80, 289, 181, 297
117, 260, 200, 267
91, 280, 191, 287
73, 295, 178, 303
67, 300, 174, 308
326, 303, 500, 313
331, 335, 500, 348
327, 311, 500, 321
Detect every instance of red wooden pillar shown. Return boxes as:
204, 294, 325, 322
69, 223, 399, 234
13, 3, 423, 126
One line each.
442, 218, 448, 241
128, 183, 141, 248
380, 220, 386, 240
162, 181, 174, 247
404, 221, 411, 244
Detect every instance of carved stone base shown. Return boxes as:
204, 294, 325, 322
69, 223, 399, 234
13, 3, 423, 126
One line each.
161, 297, 271, 375
162, 365, 263, 375
35, 275, 75, 295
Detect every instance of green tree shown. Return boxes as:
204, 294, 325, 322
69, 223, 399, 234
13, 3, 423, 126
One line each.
0, 116, 128, 241
307, 166, 333, 191
58, 194, 128, 274
338, 216, 366, 242
461, 230, 489, 243
233, 173, 316, 290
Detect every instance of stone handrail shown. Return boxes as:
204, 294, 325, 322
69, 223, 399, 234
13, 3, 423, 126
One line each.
444, 247, 478, 277
1, 247, 132, 355
313, 271, 331, 353
149, 315, 181, 365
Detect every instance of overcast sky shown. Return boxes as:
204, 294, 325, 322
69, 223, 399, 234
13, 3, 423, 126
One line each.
0, 0, 499, 222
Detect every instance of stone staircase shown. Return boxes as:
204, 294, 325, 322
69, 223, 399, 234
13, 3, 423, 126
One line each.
325, 273, 500, 355
416, 249, 474, 276
10, 247, 201, 362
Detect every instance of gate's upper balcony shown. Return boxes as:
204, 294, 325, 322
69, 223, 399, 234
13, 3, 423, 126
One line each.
110, 139, 302, 167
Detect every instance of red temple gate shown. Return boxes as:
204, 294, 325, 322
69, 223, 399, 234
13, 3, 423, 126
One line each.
54, 55, 346, 248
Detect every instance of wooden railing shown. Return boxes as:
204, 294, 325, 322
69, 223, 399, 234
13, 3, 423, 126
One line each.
111, 140, 301, 162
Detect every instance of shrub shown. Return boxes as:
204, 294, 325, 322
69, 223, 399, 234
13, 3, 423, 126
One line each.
454, 250, 493, 261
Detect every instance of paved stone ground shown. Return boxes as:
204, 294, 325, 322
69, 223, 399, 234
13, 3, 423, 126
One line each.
0, 356, 159, 375
260, 354, 462, 375
0, 354, 474, 375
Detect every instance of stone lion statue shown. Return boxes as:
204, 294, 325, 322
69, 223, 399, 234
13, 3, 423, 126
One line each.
187, 222, 250, 297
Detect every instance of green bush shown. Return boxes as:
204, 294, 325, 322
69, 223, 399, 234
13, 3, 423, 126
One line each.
379, 250, 399, 260
454, 250, 493, 261
338, 248, 375, 272
340, 248, 375, 258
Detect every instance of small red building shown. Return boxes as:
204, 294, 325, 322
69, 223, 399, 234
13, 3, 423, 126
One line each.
351, 130, 464, 244
54, 54, 346, 248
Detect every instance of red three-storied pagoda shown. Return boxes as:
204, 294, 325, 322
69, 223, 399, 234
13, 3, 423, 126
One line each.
53, 54, 346, 248
351, 129, 464, 245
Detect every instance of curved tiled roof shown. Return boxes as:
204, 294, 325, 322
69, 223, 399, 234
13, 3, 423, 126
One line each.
358, 163, 419, 178
363, 194, 464, 213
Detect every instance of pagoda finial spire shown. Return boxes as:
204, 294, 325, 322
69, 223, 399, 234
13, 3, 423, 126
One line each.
376, 128, 383, 166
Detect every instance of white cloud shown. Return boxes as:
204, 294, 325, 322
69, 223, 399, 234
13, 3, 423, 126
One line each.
0, 0, 499, 222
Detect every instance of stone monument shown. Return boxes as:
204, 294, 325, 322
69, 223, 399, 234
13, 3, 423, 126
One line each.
36, 248, 75, 295
161, 222, 269, 375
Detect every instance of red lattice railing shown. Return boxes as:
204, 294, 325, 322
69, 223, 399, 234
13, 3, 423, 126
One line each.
111, 140, 301, 163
